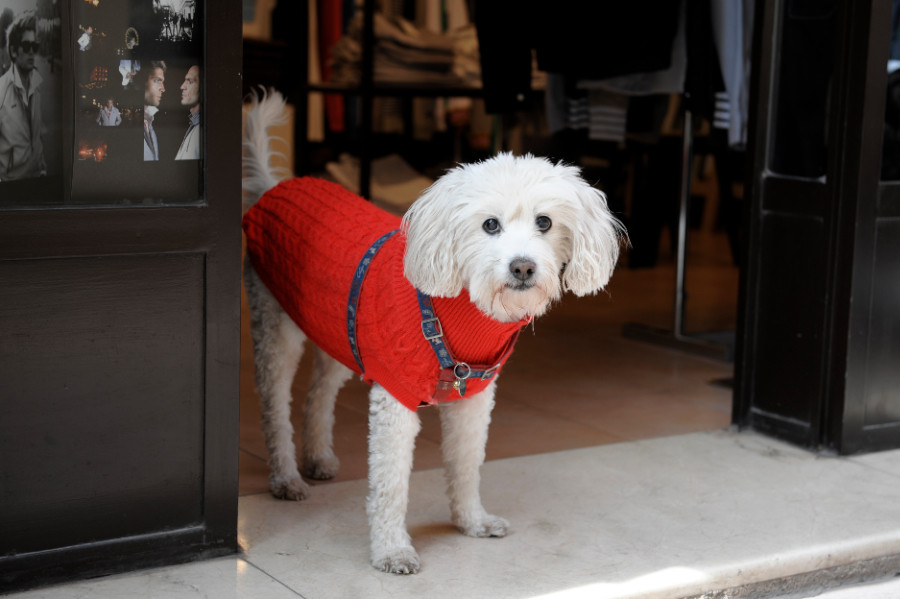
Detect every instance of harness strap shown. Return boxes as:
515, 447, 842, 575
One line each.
346, 228, 519, 405
416, 290, 520, 402
347, 229, 399, 374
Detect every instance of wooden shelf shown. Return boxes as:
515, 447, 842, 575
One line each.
306, 81, 485, 98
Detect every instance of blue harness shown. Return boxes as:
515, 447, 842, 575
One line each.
346, 229, 515, 403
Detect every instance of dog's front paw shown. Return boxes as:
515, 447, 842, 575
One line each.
302, 454, 340, 480
269, 475, 311, 501
456, 514, 509, 538
371, 546, 421, 575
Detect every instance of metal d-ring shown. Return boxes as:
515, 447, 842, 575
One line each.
453, 362, 472, 380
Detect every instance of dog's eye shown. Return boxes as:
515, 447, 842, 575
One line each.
536, 215, 552, 232
482, 218, 501, 235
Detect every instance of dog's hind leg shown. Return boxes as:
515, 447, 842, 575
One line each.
302, 346, 351, 480
244, 261, 310, 501
366, 385, 422, 574
439, 382, 509, 538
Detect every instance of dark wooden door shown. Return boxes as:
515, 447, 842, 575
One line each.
736, 0, 900, 453
0, 0, 242, 590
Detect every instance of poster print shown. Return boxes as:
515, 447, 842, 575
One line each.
70, 0, 203, 206
0, 0, 62, 207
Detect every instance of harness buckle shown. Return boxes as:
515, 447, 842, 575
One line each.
481, 364, 501, 380
421, 317, 443, 341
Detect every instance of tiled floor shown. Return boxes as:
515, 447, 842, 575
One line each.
238, 229, 739, 495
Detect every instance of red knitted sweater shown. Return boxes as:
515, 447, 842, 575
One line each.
242, 177, 527, 411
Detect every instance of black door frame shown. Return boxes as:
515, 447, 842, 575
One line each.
0, 0, 242, 590
736, 0, 900, 453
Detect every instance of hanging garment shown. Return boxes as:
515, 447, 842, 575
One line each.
576, 0, 687, 98
709, 0, 754, 148
475, 1, 682, 113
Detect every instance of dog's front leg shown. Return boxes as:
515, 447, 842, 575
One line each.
366, 385, 422, 574
439, 382, 509, 538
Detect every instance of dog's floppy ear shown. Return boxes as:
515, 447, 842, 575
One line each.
562, 178, 626, 296
401, 174, 466, 297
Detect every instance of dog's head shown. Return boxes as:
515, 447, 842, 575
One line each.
401, 153, 625, 323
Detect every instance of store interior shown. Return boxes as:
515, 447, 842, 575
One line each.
236, 0, 747, 495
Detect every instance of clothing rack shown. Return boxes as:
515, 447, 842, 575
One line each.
256, 3, 736, 361
296, 0, 487, 199
621, 108, 734, 362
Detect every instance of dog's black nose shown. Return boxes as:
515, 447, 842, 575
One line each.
510, 258, 537, 281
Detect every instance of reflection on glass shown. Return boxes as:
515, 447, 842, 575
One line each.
769, 0, 837, 179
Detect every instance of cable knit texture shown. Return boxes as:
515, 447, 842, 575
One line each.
243, 177, 527, 411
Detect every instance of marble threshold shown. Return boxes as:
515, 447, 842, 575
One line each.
9, 430, 900, 599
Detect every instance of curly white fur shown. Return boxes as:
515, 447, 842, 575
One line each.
242, 88, 625, 575
402, 154, 624, 322
242, 87, 291, 208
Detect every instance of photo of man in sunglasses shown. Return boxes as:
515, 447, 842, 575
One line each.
0, 12, 46, 181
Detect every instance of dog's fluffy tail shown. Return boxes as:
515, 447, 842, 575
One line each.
242, 87, 292, 208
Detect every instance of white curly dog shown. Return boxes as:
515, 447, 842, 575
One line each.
242, 90, 625, 575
